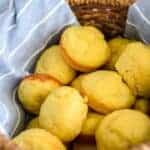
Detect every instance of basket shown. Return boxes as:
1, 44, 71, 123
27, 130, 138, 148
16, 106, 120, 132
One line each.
1, 1, 149, 150
68, 0, 135, 38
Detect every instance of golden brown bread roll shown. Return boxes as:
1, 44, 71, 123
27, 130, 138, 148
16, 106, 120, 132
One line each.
71, 74, 86, 93
80, 112, 104, 139
115, 42, 150, 98
60, 26, 110, 72
96, 109, 150, 150
13, 129, 66, 150
35, 45, 76, 84
105, 37, 133, 70
18, 74, 60, 114
81, 70, 135, 114
39, 86, 88, 142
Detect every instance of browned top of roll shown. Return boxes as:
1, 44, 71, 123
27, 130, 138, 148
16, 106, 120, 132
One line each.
68, 0, 135, 7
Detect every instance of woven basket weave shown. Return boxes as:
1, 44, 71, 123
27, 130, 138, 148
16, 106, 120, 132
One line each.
68, 0, 135, 38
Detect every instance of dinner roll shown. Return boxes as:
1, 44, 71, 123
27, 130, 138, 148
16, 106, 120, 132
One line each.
96, 109, 150, 150
80, 112, 104, 139
81, 71, 135, 114
71, 74, 86, 93
60, 26, 110, 72
116, 42, 150, 98
39, 86, 88, 142
18, 74, 60, 114
106, 37, 132, 70
13, 129, 66, 150
35, 45, 76, 84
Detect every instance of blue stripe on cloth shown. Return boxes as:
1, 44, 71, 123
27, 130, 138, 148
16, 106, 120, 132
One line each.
0, 0, 77, 136
0, 0, 77, 73
0, 0, 9, 13
1, 0, 64, 54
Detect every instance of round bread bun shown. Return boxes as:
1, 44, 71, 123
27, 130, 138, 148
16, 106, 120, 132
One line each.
13, 129, 66, 150
115, 42, 150, 98
71, 74, 86, 93
105, 37, 132, 70
80, 112, 104, 139
96, 109, 150, 150
26, 117, 40, 129
81, 70, 135, 114
35, 45, 76, 84
134, 98, 150, 114
18, 74, 60, 114
39, 86, 88, 142
60, 26, 110, 72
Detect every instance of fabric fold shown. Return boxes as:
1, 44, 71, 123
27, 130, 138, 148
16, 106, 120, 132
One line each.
0, 0, 78, 136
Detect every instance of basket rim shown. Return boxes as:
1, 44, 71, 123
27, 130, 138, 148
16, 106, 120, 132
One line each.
68, 0, 136, 7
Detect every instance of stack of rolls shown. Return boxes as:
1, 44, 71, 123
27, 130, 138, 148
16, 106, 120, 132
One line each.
6, 25, 150, 150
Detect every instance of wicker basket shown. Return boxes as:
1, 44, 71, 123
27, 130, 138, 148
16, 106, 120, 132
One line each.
1, 1, 149, 150
68, 0, 135, 38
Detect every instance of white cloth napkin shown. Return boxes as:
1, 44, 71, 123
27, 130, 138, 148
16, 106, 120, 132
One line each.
125, 0, 150, 44
0, 0, 77, 137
